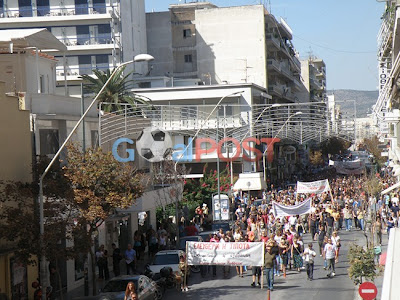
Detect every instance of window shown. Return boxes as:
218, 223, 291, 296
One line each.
18, 0, 32, 17
95, 54, 108, 70
76, 25, 90, 45
75, 0, 88, 15
97, 24, 111, 44
93, 0, 106, 13
39, 75, 45, 93
218, 105, 233, 117
138, 82, 151, 88
183, 29, 191, 38
39, 129, 59, 155
184, 54, 192, 63
36, 0, 49, 16
78, 55, 92, 75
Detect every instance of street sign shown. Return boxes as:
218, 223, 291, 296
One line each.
359, 282, 377, 300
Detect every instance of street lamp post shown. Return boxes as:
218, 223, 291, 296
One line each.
38, 54, 154, 299
228, 103, 282, 187
262, 111, 303, 183
173, 90, 244, 241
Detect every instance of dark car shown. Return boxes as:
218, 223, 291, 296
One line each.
94, 275, 161, 300
178, 235, 203, 251
211, 222, 230, 232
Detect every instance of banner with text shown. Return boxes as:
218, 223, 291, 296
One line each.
297, 179, 330, 194
329, 160, 365, 175
272, 197, 312, 217
186, 242, 264, 266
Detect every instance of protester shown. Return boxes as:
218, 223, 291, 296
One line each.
323, 238, 338, 278
124, 281, 137, 300
303, 242, 316, 281
265, 240, 277, 291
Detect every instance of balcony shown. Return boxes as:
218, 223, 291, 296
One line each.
265, 33, 280, 50
280, 64, 293, 81
56, 65, 111, 81
0, 5, 116, 28
268, 84, 283, 97
59, 35, 115, 46
267, 58, 280, 72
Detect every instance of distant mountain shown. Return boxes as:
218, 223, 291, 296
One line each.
327, 90, 379, 118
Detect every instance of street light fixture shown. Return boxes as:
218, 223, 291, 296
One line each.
38, 54, 154, 299
173, 90, 244, 245
263, 111, 303, 183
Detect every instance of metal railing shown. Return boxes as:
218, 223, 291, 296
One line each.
98, 102, 352, 147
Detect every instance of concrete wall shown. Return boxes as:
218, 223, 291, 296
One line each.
0, 82, 32, 182
146, 11, 174, 77
0, 52, 57, 95
196, 5, 267, 87
121, 0, 149, 77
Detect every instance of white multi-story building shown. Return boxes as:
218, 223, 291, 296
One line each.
146, 2, 303, 104
0, 0, 148, 97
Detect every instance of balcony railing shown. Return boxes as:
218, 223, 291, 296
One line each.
59, 36, 114, 47
0, 5, 115, 19
56, 65, 110, 77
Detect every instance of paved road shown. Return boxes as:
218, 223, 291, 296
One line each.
162, 229, 367, 300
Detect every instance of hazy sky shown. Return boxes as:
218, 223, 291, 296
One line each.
145, 0, 385, 91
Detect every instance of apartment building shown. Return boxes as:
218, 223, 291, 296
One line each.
0, 0, 148, 97
375, 1, 400, 165
300, 56, 327, 103
146, 2, 304, 104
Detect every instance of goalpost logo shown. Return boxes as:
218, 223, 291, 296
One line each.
112, 128, 281, 163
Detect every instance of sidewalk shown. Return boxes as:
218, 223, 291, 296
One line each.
353, 230, 388, 300
65, 255, 152, 300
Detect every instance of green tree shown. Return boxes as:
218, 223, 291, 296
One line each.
348, 243, 377, 285
81, 66, 148, 112
0, 157, 75, 300
63, 144, 144, 295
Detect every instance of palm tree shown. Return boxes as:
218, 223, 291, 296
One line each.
81, 66, 149, 113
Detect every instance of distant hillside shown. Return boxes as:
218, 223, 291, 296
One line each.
327, 90, 379, 117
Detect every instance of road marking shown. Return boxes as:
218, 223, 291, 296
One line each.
361, 289, 375, 293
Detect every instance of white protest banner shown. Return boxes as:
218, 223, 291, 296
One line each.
272, 198, 312, 217
297, 179, 330, 194
186, 242, 264, 266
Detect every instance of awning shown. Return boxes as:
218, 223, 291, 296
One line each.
233, 172, 267, 191
381, 181, 400, 195
0, 28, 67, 51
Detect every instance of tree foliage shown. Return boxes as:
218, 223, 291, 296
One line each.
309, 150, 324, 166
81, 67, 148, 112
0, 157, 75, 266
320, 137, 351, 157
348, 243, 377, 285
360, 135, 386, 165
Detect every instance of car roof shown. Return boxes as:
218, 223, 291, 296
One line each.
108, 275, 143, 281
155, 250, 184, 255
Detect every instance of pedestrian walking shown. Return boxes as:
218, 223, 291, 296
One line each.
265, 240, 277, 291
323, 238, 338, 278
303, 243, 316, 281
291, 237, 303, 272
95, 245, 106, 279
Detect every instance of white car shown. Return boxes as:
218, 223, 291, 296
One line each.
148, 250, 185, 275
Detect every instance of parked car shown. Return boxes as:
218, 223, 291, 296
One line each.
211, 222, 231, 232
178, 235, 203, 251
148, 250, 185, 275
73, 275, 161, 300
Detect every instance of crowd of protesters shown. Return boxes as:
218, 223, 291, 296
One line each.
93, 162, 400, 294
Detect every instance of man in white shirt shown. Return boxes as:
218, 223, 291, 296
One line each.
323, 238, 338, 278
304, 242, 316, 280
